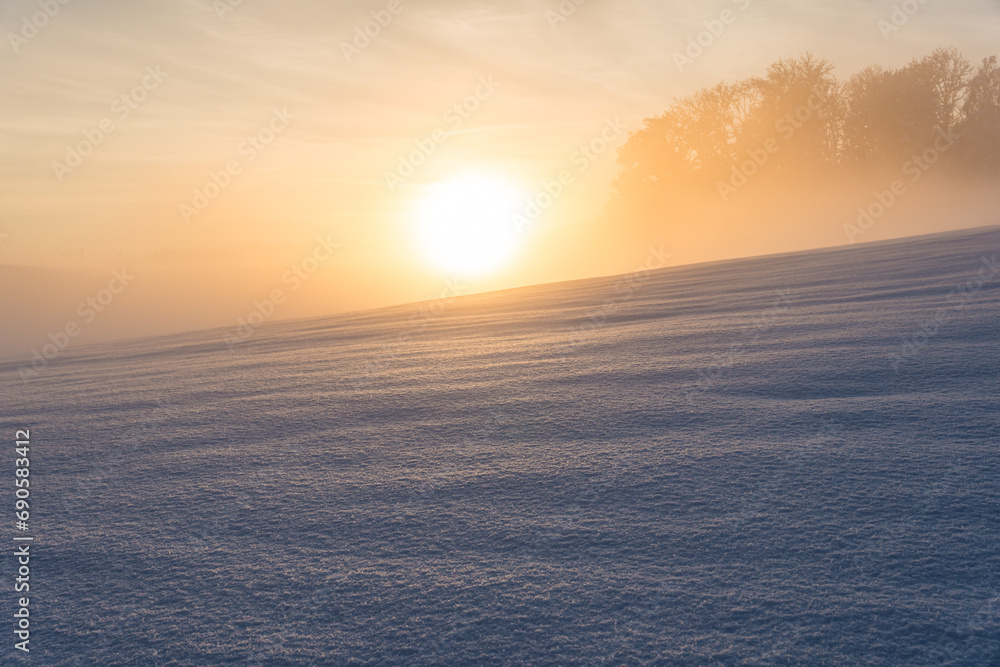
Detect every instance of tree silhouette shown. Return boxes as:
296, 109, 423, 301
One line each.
959, 56, 1000, 170
612, 48, 998, 221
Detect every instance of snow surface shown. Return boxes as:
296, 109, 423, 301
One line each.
2, 226, 999, 665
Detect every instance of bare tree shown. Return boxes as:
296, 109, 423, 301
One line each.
959, 56, 1000, 170
610, 48, 995, 227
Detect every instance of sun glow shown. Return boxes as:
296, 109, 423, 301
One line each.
413, 174, 524, 276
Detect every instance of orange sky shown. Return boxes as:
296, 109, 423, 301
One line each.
2, 0, 1000, 354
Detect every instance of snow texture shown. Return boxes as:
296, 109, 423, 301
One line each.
2, 226, 999, 665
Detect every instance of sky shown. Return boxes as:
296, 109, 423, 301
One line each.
2, 0, 1000, 354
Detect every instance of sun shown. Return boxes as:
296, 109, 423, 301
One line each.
413, 174, 524, 276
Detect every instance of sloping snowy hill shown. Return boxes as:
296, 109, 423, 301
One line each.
3, 226, 999, 665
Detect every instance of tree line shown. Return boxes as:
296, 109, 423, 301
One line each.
612, 48, 1000, 209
